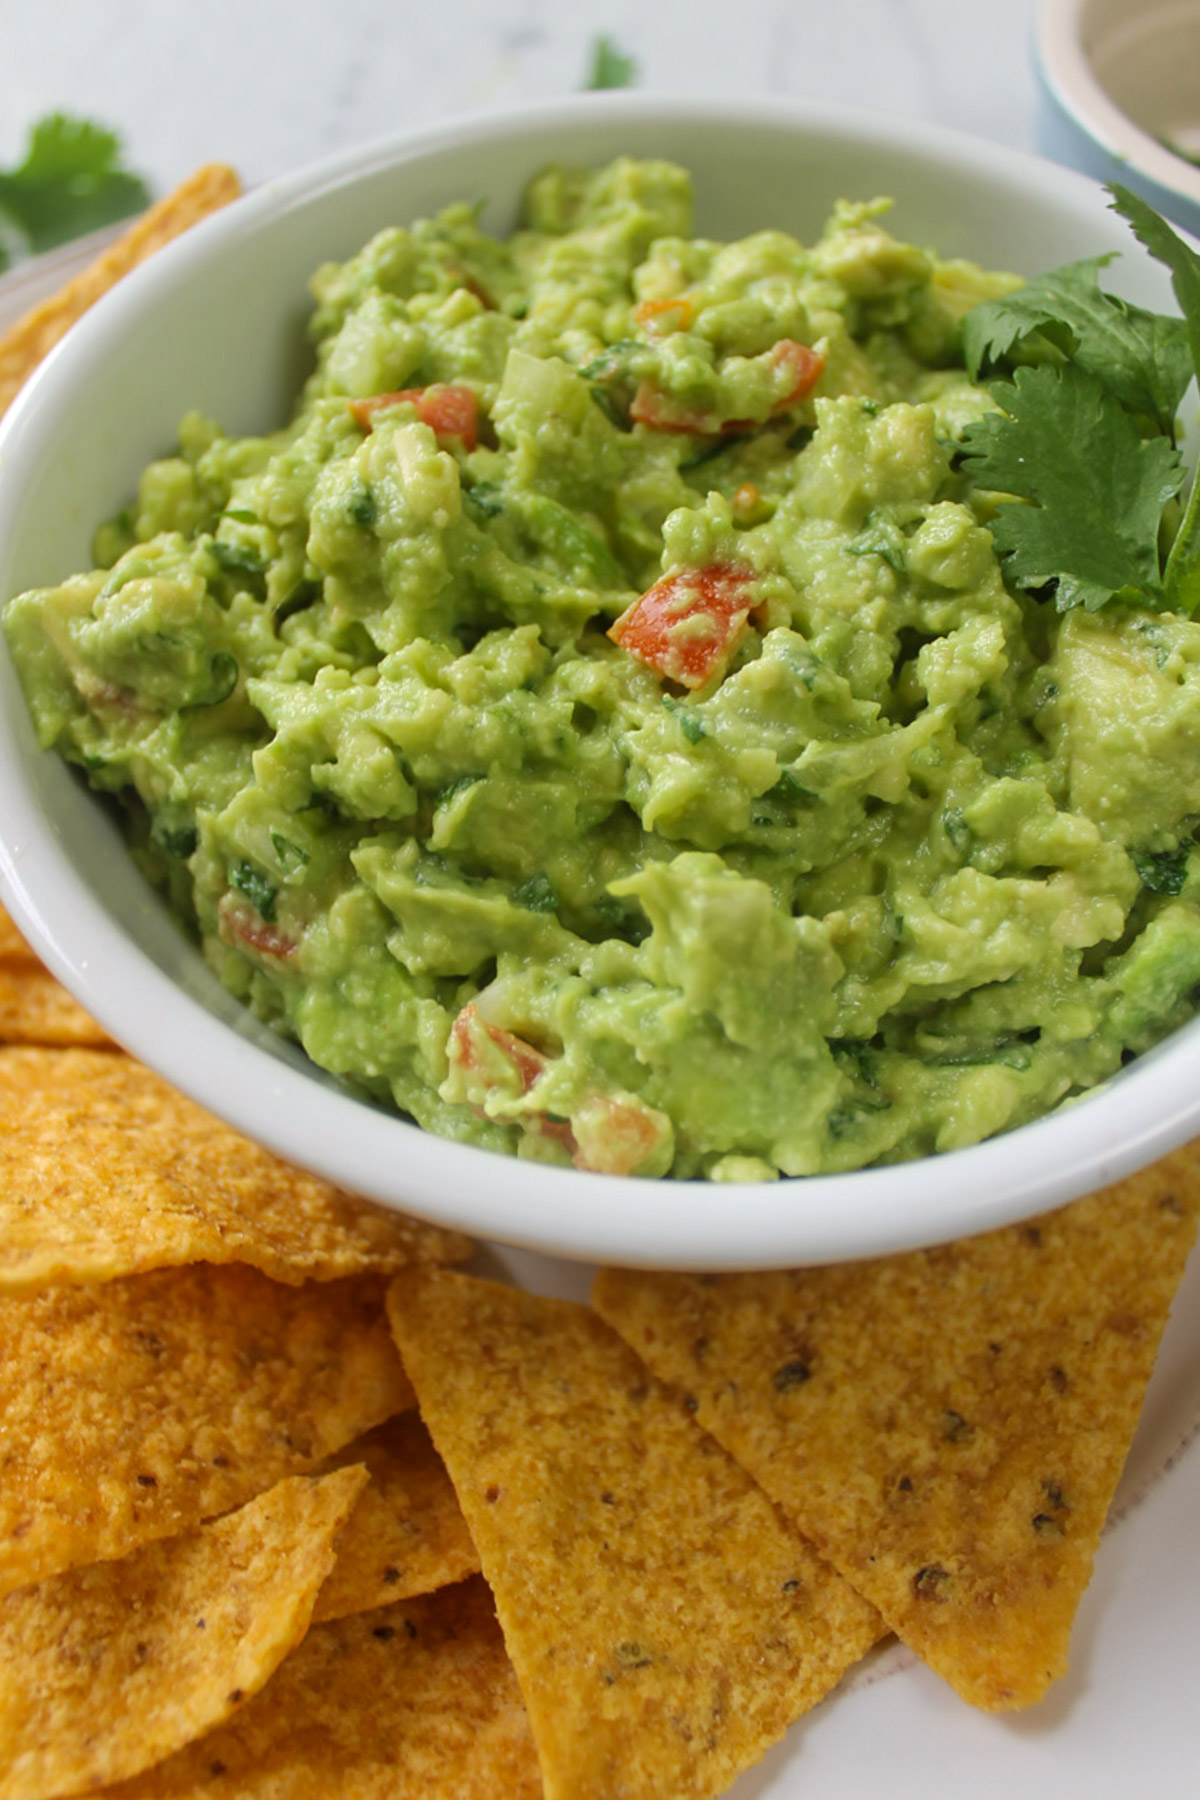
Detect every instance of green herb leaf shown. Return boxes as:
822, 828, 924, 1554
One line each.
194, 651, 239, 707
662, 694, 706, 743
434, 772, 484, 809
959, 361, 1185, 611
1107, 184, 1200, 614
154, 823, 198, 859
229, 860, 277, 921
1111, 185, 1200, 386
209, 539, 268, 577
511, 871, 559, 914
0, 114, 151, 259
272, 579, 322, 632
584, 36, 638, 90
465, 481, 504, 520
1131, 844, 1190, 895
270, 830, 310, 873
961, 255, 1192, 434
846, 517, 908, 573
346, 482, 377, 528
942, 806, 972, 853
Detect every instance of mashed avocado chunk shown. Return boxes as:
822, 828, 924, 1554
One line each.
8, 158, 1200, 1179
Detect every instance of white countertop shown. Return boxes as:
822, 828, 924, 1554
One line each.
0, 0, 1041, 193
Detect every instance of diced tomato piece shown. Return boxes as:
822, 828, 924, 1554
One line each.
218, 897, 298, 962
570, 1093, 673, 1176
447, 1005, 574, 1147
450, 1004, 549, 1095
348, 383, 478, 450
633, 294, 694, 333
769, 338, 826, 408
445, 1005, 671, 1171
629, 383, 713, 433
413, 384, 479, 447
453, 271, 497, 311
631, 337, 825, 435
608, 563, 756, 688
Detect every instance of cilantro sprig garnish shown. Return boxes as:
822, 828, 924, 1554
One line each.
585, 36, 638, 90
960, 252, 1192, 434
961, 360, 1185, 613
1113, 184, 1200, 615
959, 186, 1200, 616
0, 114, 151, 275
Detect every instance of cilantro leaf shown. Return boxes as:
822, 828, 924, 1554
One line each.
961, 254, 1192, 435
229, 859, 277, 922
1131, 845, 1191, 896
959, 361, 1185, 612
0, 114, 150, 260
511, 871, 559, 914
1111, 184, 1200, 378
585, 36, 638, 90
1107, 184, 1200, 615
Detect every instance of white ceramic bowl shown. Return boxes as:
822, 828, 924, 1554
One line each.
1035, 0, 1200, 236
1, 94, 1198, 1269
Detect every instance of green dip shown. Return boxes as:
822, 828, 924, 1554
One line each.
8, 157, 1200, 1180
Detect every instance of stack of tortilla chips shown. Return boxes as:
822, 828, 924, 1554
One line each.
1, 183, 1198, 1800
2, 877, 1196, 1799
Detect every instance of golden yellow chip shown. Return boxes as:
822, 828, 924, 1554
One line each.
0, 962, 114, 1047
0, 1465, 368, 1800
0, 1265, 413, 1597
0, 1047, 470, 1290
101, 1577, 541, 1800
594, 1148, 1200, 1711
313, 1412, 480, 1623
0, 163, 241, 421
0, 902, 35, 963
388, 1271, 883, 1800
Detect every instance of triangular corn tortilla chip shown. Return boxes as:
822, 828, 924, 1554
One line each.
0, 963, 113, 1047
0, 1047, 470, 1289
594, 1147, 1200, 1710
388, 1271, 883, 1800
0, 1265, 413, 1597
0, 1466, 368, 1800
101, 1578, 542, 1800
0, 162, 241, 422
0, 903, 33, 962
313, 1412, 480, 1622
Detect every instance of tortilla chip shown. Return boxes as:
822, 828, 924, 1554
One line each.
313, 1412, 480, 1623
0, 1265, 413, 1597
0, 961, 114, 1047
0, 164, 241, 421
0, 903, 35, 963
593, 1148, 1200, 1711
388, 1271, 882, 1800
0, 1047, 470, 1289
102, 1577, 541, 1800
0, 1466, 368, 1800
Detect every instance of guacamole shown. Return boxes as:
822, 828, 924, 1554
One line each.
8, 157, 1200, 1180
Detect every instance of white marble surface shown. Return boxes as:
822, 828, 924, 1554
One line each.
0, 0, 1041, 193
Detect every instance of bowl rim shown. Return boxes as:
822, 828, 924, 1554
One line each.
4, 88, 1200, 1271
1035, 0, 1200, 207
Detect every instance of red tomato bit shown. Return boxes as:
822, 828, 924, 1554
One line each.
446, 1005, 673, 1173
608, 563, 756, 688
630, 338, 825, 436
628, 384, 713, 434
218, 896, 299, 963
769, 338, 826, 408
348, 383, 478, 451
632, 294, 695, 334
